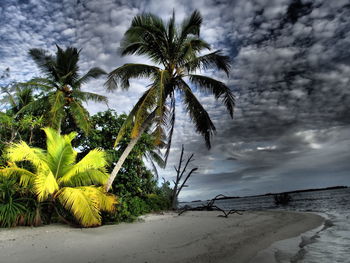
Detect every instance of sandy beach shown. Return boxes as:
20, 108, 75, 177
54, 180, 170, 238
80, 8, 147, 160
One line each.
0, 211, 323, 263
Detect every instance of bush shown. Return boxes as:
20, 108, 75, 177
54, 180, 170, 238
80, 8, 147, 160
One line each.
145, 193, 171, 212
0, 177, 40, 227
274, 193, 292, 205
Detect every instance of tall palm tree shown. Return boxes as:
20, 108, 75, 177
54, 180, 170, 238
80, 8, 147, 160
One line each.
1, 127, 116, 227
105, 10, 234, 191
20, 45, 107, 134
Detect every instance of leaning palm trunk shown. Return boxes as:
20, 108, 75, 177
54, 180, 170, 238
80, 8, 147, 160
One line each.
105, 110, 156, 192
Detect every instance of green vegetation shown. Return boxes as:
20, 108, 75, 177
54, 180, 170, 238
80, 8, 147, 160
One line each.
0, 10, 232, 228
1, 128, 116, 227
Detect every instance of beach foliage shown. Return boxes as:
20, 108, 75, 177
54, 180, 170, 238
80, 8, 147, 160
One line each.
0, 127, 117, 227
79, 110, 171, 222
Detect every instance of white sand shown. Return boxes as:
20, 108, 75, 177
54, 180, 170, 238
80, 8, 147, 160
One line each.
0, 211, 323, 263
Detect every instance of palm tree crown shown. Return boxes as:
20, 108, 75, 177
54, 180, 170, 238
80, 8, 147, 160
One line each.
1, 128, 116, 227
22, 45, 107, 134
106, 10, 234, 160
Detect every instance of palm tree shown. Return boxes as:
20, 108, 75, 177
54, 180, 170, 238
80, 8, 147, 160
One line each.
104, 10, 234, 191
1, 127, 116, 227
0, 85, 34, 114
20, 45, 107, 134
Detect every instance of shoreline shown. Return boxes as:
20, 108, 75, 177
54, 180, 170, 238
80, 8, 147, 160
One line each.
0, 211, 324, 263
250, 212, 327, 263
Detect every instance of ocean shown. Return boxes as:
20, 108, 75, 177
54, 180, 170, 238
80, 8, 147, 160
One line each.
182, 187, 350, 262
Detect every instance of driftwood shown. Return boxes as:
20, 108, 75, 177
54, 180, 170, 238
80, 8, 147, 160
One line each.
178, 194, 243, 218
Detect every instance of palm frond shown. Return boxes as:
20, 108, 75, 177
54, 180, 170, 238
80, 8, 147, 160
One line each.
43, 127, 77, 179
72, 90, 108, 104
105, 63, 159, 91
120, 14, 168, 63
189, 74, 235, 117
0, 166, 35, 188
58, 149, 108, 186
180, 10, 202, 40
131, 85, 159, 139
28, 48, 56, 78
75, 67, 106, 86
185, 50, 231, 76
57, 187, 101, 227
114, 88, 153, 147
55, 45, 80, 85
19, 77, 57, 91
68, 100, 91, 134
153, 70, 170, 145
59, 169, 108, 187
81, 186, 117, 212
15, 96, 50, 117
48, 91, 66, 130
6, 141, 47, 169
34, 170, 59, 201
178, 79, 216, 149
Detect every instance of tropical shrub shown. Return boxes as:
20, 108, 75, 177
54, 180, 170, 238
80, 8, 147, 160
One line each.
0, 176, 40, 227
274, 193, 292, 205
0, 127, 117, 227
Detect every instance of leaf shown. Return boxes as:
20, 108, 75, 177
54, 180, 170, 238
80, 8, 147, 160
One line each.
189, 74, 235, 117
57, 187, 101, 227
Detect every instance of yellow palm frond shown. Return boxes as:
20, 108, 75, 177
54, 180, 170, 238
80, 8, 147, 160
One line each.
83, 186, 118, 212
35, 170, 59, 201
6, 141, 48, 169
0, 166, 35, 187
58, 149, 107, 185
58, 169, 109, 187
57, 187, 101, 227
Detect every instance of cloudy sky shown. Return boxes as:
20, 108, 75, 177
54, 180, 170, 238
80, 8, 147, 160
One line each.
1, 0, 349, 201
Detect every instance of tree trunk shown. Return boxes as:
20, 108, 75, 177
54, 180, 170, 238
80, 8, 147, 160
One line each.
105, 110, 157, 192
105, 133, 142, 191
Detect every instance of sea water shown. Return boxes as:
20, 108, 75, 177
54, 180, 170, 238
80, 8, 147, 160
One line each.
182, 188, 350, 262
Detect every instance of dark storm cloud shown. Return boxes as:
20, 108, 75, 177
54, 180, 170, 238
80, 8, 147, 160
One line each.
0, 0, 349, 200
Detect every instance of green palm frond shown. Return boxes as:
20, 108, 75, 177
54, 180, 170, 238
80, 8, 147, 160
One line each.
114, 88, 154, 147
19, 77, 58, 91
72, 90, 108, 104
48, 91, 66, 129
75, 67, 106, 86
189, 74, 235, 117
179, 10, 202, 40
28, 48, 56, 78
15, 96, 50, 117
120, 14, 168, 63
43, 127, 77, 179
185, 50, 231, 76
55, 45, 80, 84
105, 63, 159, 91
178, 80, 216, 149
68, 100, 90, 134
131, 85, 159, 139
153, 70, 170, 144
